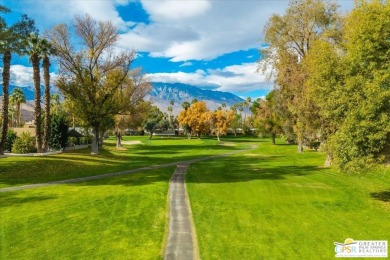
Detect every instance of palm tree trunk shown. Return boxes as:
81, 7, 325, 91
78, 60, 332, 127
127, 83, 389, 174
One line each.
32, 54, 43, 153
17, 103, 21, 127
0, 51, 11, 156
43, 56, 51, 152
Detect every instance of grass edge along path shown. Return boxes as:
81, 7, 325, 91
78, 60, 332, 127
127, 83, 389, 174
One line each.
186, 141, 390, 259
0, 167, 174, 259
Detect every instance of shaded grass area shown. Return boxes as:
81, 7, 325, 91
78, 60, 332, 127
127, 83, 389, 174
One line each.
0, 167, 174, 259
186, 139, 390, 259
0, 136, 247, 188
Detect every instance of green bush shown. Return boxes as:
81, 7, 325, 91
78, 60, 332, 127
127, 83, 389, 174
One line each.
308, 141, 321, 151
49, 114, 69, 150
12, 132, 37, 154
68, 136, 78, 146
5, 129, 17, 152
79, 136, 91, 145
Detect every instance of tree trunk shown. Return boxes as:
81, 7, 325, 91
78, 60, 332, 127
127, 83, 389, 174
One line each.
32, 54, 42, 153
297, 141, 304, 153
91, 126, 99, 155
0, 51, 11, 156
324, 153, 332, 167
217, 134, 220, 142
150, 131, 153, 139
43, 56, 51, 152
116, 131, 122, 148
17, 103, 21, 127
272, 133, 276, 145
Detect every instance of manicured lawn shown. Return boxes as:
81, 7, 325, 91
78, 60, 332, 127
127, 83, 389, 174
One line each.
186, 139, 390, 259
0, 136, 245, 188
0, 167, 174, 259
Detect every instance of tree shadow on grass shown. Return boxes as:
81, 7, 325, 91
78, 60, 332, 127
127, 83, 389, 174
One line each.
370, 191, 390, 202
186, 155, 325, 183
0, 194, 57, 207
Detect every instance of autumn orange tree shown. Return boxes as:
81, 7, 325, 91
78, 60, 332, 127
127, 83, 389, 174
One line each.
210, 109, 234, 141
178, 101, 211, 138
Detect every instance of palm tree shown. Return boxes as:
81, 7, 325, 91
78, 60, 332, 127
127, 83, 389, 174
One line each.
41, 39, 55, 152
0, 15, 35, 155
26, 33, 44, 153
182, 101, 190, 111
10, 87, 26, 126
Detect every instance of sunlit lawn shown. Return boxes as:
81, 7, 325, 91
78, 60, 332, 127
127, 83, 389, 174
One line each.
0, 136, 245, 188
0, 167, 174, 259
1, 136, 389, 259
187, 139, 390, 259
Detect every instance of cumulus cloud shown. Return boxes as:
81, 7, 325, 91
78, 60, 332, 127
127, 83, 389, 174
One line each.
15, 0, 131, 30
0, 65, 57, 87
14, 0, 355, 61
147, 62, 273, 93
141, 0, 211, 21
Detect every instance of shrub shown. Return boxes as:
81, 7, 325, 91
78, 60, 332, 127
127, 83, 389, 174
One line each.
5, 129, 17, 152
12, 132, 37, 154
68, 136, 78, 146
49, 114, 69, 150
80, 137, 88, 145
308, 141, 321, 151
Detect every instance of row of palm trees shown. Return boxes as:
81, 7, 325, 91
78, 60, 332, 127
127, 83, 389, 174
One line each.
0, 6, 55, 154
9, 87, 26, 127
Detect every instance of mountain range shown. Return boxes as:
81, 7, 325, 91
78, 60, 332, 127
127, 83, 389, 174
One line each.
148, 82, 243, 114
0, 83, 243, 120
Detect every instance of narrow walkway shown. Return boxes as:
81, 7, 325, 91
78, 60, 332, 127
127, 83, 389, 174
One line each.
165, 163, 198, 260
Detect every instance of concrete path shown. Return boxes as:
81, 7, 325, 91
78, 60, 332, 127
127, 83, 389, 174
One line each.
165, 163, 198, 260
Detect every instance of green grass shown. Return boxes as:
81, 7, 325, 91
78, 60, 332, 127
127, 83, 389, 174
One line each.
0, 167, 174, 259
186, 139, 390, 259
0, 136, 246, 188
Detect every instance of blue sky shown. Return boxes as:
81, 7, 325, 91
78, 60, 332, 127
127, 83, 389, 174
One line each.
1, 0, 354, 99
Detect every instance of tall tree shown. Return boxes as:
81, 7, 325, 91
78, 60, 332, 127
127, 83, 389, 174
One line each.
9, 87, 26, 127
178, 101, 210, 138
0, 14, 35, 155
26, 33, 45, 153
210, 109, 234, 141
261, 0, 339, 153
41, 39, 55, 152
305, 0, 390, 171
114, 69, 151, 147
144, 106, 164, 139
47, 15, 135, 154
254, 91, 283, 144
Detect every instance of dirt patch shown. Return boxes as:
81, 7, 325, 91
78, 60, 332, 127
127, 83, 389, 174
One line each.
218, 142, 237, 147
244, 153, 260, 157
121, 140, 142, 145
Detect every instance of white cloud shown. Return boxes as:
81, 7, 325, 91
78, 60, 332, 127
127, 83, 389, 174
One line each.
16, 0, 131, 31
179, 62, 193, 67
120, 1, 286, 61
142, 0, 211, 20
0, 65, 57, 87
15, 0, 355, 61
147, 62, 273, 93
